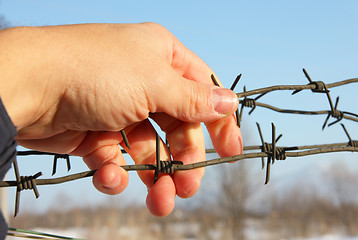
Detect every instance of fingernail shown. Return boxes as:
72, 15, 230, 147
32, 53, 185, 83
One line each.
212, 87, 238, 115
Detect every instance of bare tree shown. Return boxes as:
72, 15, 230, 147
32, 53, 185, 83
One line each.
323, 161, 358, 235
217, 161, 251, 240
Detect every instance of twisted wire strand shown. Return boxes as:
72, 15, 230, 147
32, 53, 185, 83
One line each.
242, 101, 358, 123
206, 142, 350, 153
232, 70, 358, 128
236, 78, 358, 98
2, 144, 357, 188
7, 227, 84, 240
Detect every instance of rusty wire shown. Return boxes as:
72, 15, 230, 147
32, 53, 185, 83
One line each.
7, 227, 84, 239
236, 69, 358, 129
10, 123, 358, 186
6, 124, 358, 217
3, 68, 358, 219
236, 69, 358, 98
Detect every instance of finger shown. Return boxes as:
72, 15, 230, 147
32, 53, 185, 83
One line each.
146, 174, 176, 217
119, 120, 171, 187
69, 131, 132, 195
70, 131, 130, 157
120, 119, 176, 216
206, 114, 243, 157
152, 76, 242, 158
148, 74, 238, 123
83, 144, 129, 195
151, 113, 205, 199
167, 34, 243, 158
16, 130, 87, 154
137, 24, 237, 123
169, 122, 205, 198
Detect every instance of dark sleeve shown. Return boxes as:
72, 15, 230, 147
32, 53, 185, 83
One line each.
0, 97, 17, 240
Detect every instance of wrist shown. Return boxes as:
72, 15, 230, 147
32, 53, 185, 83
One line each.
0, 26, 64, 132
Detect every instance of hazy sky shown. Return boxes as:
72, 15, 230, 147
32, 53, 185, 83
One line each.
1, 0, 357, 214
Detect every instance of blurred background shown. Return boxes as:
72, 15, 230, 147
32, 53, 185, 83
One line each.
1, 0, 358, 239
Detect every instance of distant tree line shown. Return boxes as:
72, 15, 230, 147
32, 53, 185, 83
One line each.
10, 161, 358, 240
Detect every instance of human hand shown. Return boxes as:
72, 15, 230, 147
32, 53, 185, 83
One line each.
0, 23, 242, 216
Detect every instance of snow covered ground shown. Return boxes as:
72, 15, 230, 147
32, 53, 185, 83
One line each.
6, 227, 358, 240
6, 228, 87, 240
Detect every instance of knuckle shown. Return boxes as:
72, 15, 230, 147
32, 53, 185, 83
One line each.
183, 84, 211, 119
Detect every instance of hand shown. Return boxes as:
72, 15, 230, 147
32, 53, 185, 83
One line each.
0, 23, 242, 216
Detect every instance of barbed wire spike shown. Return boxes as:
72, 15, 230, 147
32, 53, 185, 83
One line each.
13, 159, 21, 217
264, 123, 277, 184
239, 87, 270, 118
235, 108, 240, 127
303, 68, 313, 83
256, 123, 266, 170
52, 154, 71, 176
341, 124, 358, 148
212, 74, 242, 128
153, 132, 161, 185
153, 132, 183, 185
238, 86, 248, 128
211, 74, 220, 87
13, 159, 42, 217
292, 68, 311, 95
230, 74, 242, 91
121, 130, 131, 150
230, 74, 242, 127
322, 97, 344, 130
292, 68, 329, 95
256, 123, 285, 184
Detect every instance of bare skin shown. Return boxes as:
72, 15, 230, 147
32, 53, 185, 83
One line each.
0, 23, 242, 216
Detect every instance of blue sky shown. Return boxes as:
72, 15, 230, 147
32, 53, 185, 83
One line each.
1, 0, 358, 214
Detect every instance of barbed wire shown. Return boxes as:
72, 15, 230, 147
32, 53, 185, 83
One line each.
11, 122, 358, 179
235, 69, 358, 129
7, 227, 84, 240
4, 68, 358, 238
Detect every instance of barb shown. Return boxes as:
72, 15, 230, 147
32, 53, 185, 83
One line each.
341, 124, 358, 147
230, 74, 242, 127
212, 73, 241, 127
120, 129, 131, 150
238, 87, 269, 125
230, 74, 242, 91
17, 151, 72, 175
12, 158, 42, 217
211, 74, 220, 87
256, 123, 291, 184
52, 154, 71, 176
17, 149, 127, 156
291, 68, 330, 95
153, 132, 183, 184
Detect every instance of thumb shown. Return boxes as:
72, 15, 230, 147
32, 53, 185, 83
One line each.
150, 75, 239, 123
